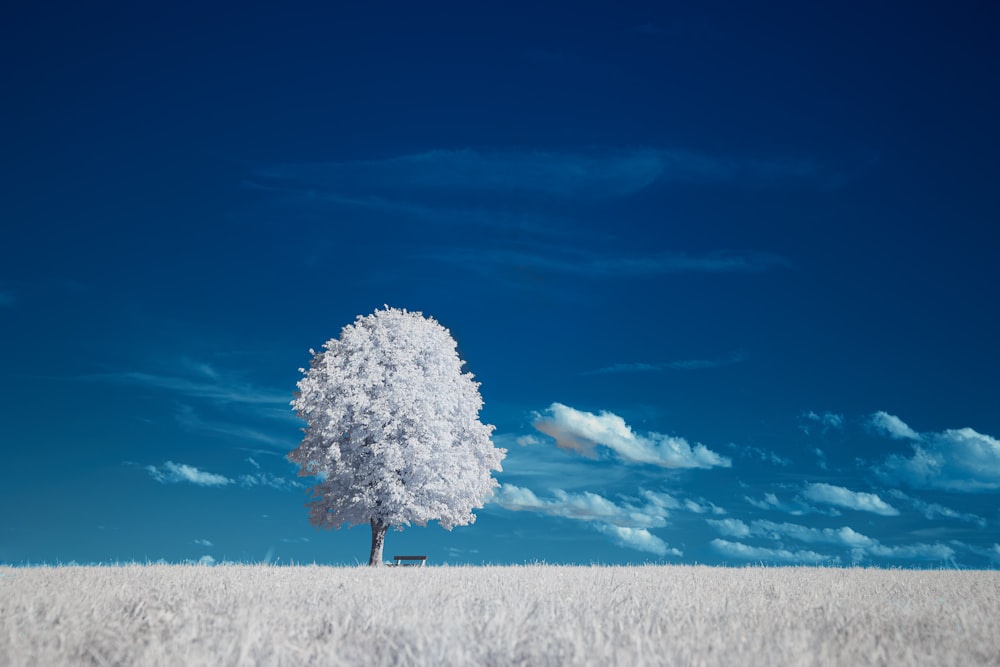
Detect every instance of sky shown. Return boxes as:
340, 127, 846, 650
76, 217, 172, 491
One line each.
2, 1, 999, 568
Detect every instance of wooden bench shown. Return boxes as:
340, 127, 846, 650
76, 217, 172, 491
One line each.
392, 555, 427, 567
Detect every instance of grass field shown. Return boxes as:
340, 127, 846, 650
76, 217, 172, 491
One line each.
1, 564, 998, 666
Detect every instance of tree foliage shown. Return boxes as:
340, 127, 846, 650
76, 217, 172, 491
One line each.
288, 307, 506, 563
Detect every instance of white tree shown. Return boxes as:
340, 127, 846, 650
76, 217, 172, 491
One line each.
288, 306, 506, 566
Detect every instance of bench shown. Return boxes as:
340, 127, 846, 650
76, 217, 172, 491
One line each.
392, 555, 427, 567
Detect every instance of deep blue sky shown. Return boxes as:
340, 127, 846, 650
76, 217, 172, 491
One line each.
3, 1, 999, 567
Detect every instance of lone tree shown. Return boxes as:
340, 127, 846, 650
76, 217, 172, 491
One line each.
288, 306, 506, 566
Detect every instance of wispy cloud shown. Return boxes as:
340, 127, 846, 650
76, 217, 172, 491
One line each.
711, 539, 831, 564
886, 490, 987, 527
147, 461, 232, 487
84, 370, 289, 406
427, 247, 790, 279
799, 411, 845, 435
253, 148, 830, 205
872, 413, 1000, 492
801, 482, 899, 516
193, 538, 214, 547
708, 518, 954, 561
175, 405, 294, 450
584, 352, 746, 376
145, 460, 302, 490
744, 491, 835, 516
533, 403, 731, 469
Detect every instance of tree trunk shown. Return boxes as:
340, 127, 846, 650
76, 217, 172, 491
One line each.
369, 519, 388, 567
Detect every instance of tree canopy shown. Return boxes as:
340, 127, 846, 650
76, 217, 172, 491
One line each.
288, 306, 506, 564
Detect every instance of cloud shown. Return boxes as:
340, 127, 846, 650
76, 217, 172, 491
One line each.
711, 539, 830, 564
146, 462, 232, 487
799, 411, 844, 435
238, 472, 304, 491
254, 148, 830, 207
257, 148, 668, 200
533, 403, 731, 469
429, 248, 790, 279
594, 525, 680, 556
728, 443, 791, 467
876, 424, 1000, 492
492, 484, 682, 555
82, 365, 291, 409
491, 484, 667, 529
707, 518, 752, 538
869, 411, 921, 440
193, 539, 214, 547
708, 518, 955, 562
886, 490, 986, 526
175, 405, 294, 450
515, 435, 541, 447
584, 352, 746, 376
801, 483, 899, 516
744, 492, 832, 516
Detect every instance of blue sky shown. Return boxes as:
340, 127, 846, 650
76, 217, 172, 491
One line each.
2, 2, 999, 567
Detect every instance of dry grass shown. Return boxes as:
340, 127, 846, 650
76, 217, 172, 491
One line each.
1, 564, 998, 666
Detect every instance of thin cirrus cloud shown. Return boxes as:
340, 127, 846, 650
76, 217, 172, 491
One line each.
584, 352, 746, 376
253, 148, 827, 203
82, 370, 290, 407
533, 403, 731, 469
424, 248, 791, 279
871, 412, 1000, 492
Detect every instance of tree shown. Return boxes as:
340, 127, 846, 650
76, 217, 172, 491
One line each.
288, 306, 507, 566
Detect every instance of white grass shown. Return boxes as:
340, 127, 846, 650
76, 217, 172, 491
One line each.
1, 564, 998, 666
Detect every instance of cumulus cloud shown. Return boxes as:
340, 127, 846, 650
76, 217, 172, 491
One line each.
802, 483, 899, 516
146, 462, 232, 487
533, 403, 731, 469
516, 435, 541, 447
711, 539, 830, 564
594, 525, 680, 556
877, 425, 1000, 492
707, 518, 751, 538
869, 411, 921, 440
491, 484, 686, 555
491, 484, 667, 529
708, 519, 954, 562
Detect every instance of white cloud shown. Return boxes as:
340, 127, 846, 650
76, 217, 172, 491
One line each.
85, 370, 290, 406
868, 411, 921, 440
744, 492, 834, 516
491, 484, 667, 529
238, 472, 304, 490
516, 435, 541, 447
193, 538, 214, 547
146, 462, 232, 487
491, 484, 684, 555
711, 539, 830, 564
707, 518, 751, 538
877, 426, 1000, 492
594, 525, 679, 556
710, 518, 955, 562
887, 490, 987, 526
800, 411, 844, 434
802, 483, 899, 516
533, 403, 731, 469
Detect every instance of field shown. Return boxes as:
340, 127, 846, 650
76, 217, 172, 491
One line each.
1, 564, 998, 666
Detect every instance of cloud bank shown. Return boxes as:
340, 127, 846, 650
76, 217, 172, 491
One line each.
871, 412, 1000, 492
533, 403, 731, 469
